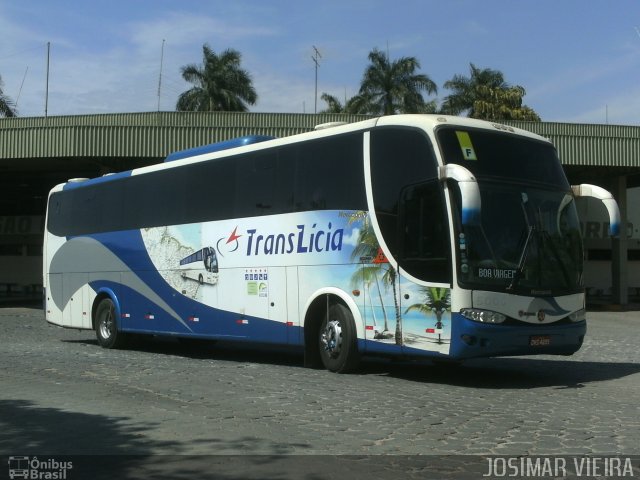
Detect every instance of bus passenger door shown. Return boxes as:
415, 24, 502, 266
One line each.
361, 255, 395, 342
285, 266, 300, 345
224, 267, 279, 342
399, 273, 452, 355
267, 267, 290, 344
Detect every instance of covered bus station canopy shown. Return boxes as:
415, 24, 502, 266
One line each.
0, 112, 638, 305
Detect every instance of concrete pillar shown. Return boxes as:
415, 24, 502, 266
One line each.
611, 176, 628, 305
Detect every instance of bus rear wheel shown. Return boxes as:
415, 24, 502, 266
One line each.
95, 298, 127, 349
318, 303, 360, 373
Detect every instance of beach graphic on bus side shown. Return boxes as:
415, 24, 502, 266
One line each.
139, 211, 451, 354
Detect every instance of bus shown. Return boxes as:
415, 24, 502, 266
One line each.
577, 186, 640, 299
43, 115, 620, 373
179, 247, 219, 286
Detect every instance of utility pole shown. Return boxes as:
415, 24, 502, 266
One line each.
157, 39, 165, 112
311, 46, 321, 114
45, 42, 50, 117
16, 66, 29, 108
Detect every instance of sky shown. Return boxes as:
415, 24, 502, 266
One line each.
1, 0, 640, 125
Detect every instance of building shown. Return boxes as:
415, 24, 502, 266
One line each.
0, 112, 638, 304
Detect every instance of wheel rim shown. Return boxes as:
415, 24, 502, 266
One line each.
321, 320, 342, 358
99, 305, 114, 340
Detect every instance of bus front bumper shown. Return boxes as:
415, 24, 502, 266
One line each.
450, 313, 587, 359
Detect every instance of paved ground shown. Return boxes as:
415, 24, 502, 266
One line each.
0, 307, 639, 478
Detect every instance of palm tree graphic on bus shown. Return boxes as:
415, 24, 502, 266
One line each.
349, 214, 403, 345
405, 287, 451, 345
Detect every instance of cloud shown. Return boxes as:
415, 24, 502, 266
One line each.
126, 11, 278, 54
4, 0, 639, 125
562, 86, 640, 126
1, 6, 284, 116
521, 46, 640, 125
342, 227, 361, 248
528, 51, 640, 101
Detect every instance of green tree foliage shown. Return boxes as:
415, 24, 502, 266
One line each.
356, 48, 438, 115
442, 63, 540, 121
472, 85, 541, 121
177, 44, 257, 112
0, 75, 17, 117
319, 93, 364, 114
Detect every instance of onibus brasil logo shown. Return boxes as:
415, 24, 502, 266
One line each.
8, 456, 73, 479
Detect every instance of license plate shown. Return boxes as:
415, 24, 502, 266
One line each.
530, 335, 551, 346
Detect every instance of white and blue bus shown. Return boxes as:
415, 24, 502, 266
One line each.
44, 115, 620, 372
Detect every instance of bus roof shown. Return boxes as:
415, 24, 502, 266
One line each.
54, 115, 550, 192
375, 114, 551, 144
164, 135, 276, 162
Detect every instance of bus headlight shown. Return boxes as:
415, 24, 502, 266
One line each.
461, 308, 506, 324
568, 309, 586, 322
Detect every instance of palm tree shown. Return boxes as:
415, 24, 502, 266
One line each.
319, 93, 345, 113
441, 63, 540, 121
319, 92, 370, 114
177, 44, 257, 112
472, 85, 541, 121
357, 48, 437, 115
351, 264, 391, 335
349, 214, 403, 344
441, 63, 506, 116
0, 75, 17, 117
405, 287, 451, 344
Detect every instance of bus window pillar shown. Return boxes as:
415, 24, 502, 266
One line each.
611, 176, 628, 306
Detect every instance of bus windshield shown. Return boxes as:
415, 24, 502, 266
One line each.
437, 127, 584, 296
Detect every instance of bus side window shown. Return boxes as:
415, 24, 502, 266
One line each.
235, 152, 276, 218
294, 133, 366, 212
370, 127, 450, 283
399, 182, 450, 282
276, 146, 297, 213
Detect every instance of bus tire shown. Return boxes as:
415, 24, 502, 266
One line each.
95, 298, 127, 349
318, 303, 360, 373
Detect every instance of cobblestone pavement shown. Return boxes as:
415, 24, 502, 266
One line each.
0, 307, 639, 461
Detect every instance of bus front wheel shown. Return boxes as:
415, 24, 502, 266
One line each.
95, 298, 127, 349
318, 303, 360, 373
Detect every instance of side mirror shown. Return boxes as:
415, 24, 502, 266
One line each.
571, 184, 621, 237
439, 164, 481, 226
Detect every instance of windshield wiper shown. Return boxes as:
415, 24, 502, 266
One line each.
508, 193, 535, 291
507, 225, 534, 291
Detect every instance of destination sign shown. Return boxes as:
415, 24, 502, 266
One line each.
476, 268, 517, 280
